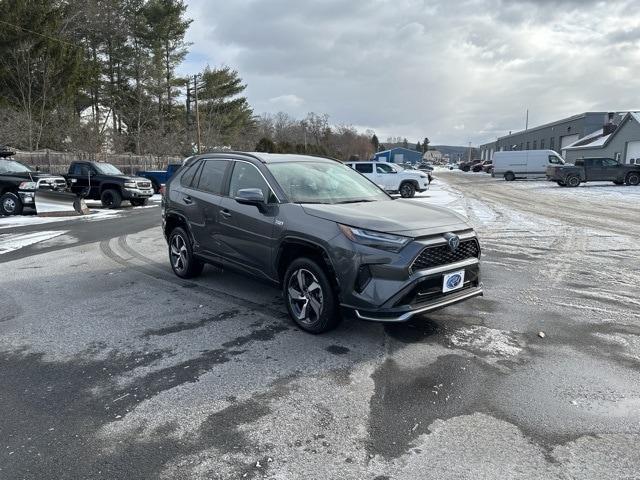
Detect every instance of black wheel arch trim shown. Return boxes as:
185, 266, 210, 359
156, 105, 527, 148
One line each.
275, 235, 341, 292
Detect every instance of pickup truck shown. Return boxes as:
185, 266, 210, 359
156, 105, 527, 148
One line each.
0, 158, 68, 215
546, 157, 640, 187
345, 161, 430, 198
136, 163, 182, 193
64, 161, 154, 208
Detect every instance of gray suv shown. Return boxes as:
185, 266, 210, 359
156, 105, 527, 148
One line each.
162, 152, 483, 333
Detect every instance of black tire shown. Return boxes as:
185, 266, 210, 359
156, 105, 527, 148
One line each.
0, 192, 23, 216
168, 226, 204, 278
101, 188, 122, 208
613, 180, 624, 186
625, 172, 640, 186
151, 180, 160, 194
130, 198, 148, 206
399, 182, 416, 198
283, 257, 340, 334
557, 181, 567, 187
566, 175, 581, 187
504, 172, 516, 181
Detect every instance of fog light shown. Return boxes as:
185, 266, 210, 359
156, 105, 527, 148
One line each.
355, 265, 372, 293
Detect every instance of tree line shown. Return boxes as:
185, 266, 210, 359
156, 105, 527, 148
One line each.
0, 1, 425, 162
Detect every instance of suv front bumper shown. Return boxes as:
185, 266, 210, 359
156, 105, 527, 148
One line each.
123, 187, 154, 199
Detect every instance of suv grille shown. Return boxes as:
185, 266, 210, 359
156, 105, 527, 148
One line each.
137, 181, 152, 189
410, 239, 480, 272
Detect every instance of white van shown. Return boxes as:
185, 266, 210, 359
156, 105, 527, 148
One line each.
493, 150, 564, 181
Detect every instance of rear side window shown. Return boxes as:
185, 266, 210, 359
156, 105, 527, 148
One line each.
355, 164, 373, 173
197, 159, 229, 194
180, 161, 202, 188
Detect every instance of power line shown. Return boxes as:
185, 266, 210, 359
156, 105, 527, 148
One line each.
0, 19, 80, 50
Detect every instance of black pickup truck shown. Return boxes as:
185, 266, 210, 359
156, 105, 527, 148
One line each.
547, 157, 640, 187
64, 161, 154, 208
0, 158, 68, 215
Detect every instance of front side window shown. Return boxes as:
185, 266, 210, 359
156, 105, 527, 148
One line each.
197, 159, 229, 194
229, 162, 276, 202
267, 161, 390, 204
376, 163, 394, 174
355, 163, 373, 174
603, 158, 618, 167
548, 155, 564, 165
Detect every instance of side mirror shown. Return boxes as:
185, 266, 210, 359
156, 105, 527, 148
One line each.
235, 188, 265, 206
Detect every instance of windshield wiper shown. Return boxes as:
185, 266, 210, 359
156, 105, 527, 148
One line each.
335, 199, 376, 204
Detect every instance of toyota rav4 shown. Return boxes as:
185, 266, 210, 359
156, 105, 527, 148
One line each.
162, 152, 483, 333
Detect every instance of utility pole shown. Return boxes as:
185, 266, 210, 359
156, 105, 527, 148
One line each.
468, 142, 472, 162
525, 109, 529, 131
193, 74, 202, 154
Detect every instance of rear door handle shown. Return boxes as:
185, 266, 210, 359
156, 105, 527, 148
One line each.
220, 209, 231, 218
183, 195, 193, 204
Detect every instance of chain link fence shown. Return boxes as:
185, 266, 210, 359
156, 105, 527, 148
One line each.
13, 150, 184, 175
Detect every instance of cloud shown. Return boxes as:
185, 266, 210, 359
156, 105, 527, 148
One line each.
181, 0, 640, 145
268, 94, 304, 108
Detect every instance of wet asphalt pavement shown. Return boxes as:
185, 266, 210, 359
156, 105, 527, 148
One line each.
1, 174, 640, 479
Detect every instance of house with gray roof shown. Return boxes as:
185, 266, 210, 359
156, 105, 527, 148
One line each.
563, 112, 640, 165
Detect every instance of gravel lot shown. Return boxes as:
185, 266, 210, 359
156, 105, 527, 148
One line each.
1, 175, 640, 479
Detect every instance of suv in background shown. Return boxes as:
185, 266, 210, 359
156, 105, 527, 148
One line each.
546, 157, 640, 187
162, 152, 483, 333
345, 161, 430, 198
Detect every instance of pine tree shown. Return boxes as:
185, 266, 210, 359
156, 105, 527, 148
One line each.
416, 141, 421, 152
423, 137, 430, 153
371, 133, 379, 152
402, 138, 408, 149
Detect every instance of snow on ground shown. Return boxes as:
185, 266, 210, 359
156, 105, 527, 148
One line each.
0, 194, 161, 230
0, 230, 67, 255
410, 179, 468, 217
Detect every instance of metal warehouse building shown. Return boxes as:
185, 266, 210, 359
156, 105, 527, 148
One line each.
479, 112, 617, 161
563, 112, 640, 164
373, 147, 423, 164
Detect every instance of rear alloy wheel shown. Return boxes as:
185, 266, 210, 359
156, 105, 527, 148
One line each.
399, 182, 416, 198
626, 172, 640, 186
101, 188, 122, 208
566, 175, 581, 187
284, 258, 340, 333
504, 172, 515, 181
168, 227, 204, 278
0, 192, 23, 216
130, 198, 148, 206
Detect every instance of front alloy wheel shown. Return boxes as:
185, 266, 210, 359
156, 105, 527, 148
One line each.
399, 182, 416, 198
284, 258, 340, 333
626, 172, 640, 186
288, 268, 324, 326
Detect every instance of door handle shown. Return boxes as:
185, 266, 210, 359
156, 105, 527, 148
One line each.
183, 195, 193, 204
220, 209, 231, 218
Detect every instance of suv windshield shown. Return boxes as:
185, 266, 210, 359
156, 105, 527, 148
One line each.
0, 159, 34, 174
267, 161, 390, 204
94, 163, 124, 175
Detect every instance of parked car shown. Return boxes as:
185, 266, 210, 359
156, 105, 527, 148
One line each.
345, 161, 429, 198
493, 150, 564, 181
416, 162, 434, 172
64, 161, 154, 208
162, 152, 483, 333
0, 158, 69, 215
546, 157, 640, 187
136, 163, 182, 193
482, 161, 494, 174
459, 160, 482, 172
472, 161, 492, 172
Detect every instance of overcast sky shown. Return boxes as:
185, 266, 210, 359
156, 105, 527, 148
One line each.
179, 0, 640, 146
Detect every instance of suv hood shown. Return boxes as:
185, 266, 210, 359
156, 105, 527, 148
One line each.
2, 172, 63, 181
301, 199, 470, 237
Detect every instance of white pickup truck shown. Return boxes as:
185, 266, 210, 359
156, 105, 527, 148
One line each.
345, 161, 429, 198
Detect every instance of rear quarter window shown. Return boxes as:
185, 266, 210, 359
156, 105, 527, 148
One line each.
180, 160, 202, 188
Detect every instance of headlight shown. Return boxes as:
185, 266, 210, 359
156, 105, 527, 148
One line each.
124, 182, 137, 188
19, 181, 37, 190
339, 224, 411, 252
